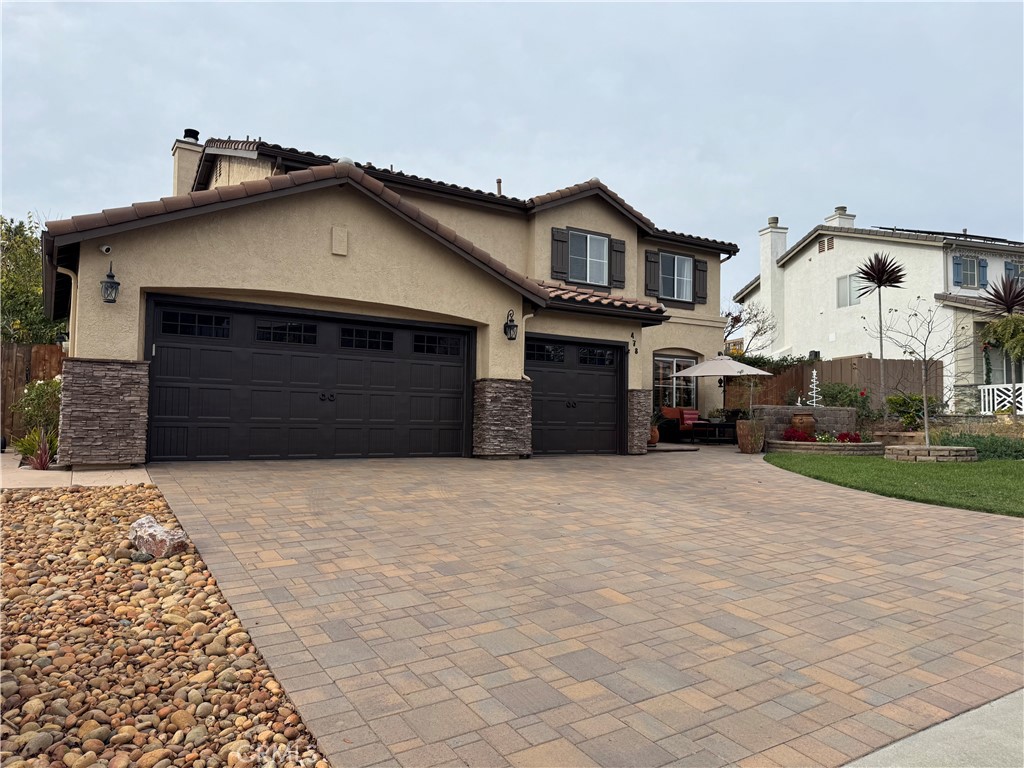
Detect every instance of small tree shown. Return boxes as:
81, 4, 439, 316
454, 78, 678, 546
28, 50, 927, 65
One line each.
722, 301, 778, 354
855, 252, 906, 424
977, 275, 1024, 421
1, 215, 66, 343
880, 297, 976, 446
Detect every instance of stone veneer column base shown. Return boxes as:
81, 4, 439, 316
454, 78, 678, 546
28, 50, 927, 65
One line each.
473, 379, 531, 458
58, 359, 149, 467
627, 389, 652, 455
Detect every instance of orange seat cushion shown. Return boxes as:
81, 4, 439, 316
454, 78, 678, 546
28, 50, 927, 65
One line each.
660, 406, 682, 420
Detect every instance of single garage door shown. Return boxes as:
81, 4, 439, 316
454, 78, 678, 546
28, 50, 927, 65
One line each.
147, 300, 469, 460
525, 337, 622, 455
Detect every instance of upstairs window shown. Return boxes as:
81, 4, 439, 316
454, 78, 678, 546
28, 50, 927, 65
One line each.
953, 252, 988, 289
569, 231, 608, 285
1006, 260, 1022, 286
551, 228, 625, 288
837, 274, 863, 308
660, 253, 693, 302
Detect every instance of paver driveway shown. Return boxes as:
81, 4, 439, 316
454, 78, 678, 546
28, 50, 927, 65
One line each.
150, 448, 1024, 768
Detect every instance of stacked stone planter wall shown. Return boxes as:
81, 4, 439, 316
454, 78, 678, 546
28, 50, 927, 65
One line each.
885, 446, 978, 462
753, 406, 857, 440
766, 441, 884, 456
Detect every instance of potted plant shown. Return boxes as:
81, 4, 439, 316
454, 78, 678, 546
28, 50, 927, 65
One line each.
649, 410, 668, 446
707, 408, 727, 423
736, 418, 766, 454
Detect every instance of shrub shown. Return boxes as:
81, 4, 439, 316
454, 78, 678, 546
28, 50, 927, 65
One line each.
820, 382, 877, 423
781, 427, 815, 442
15, 427, 58, 460
935, 432, 1024, 461
886, 393, 945, 431
12, 376, 61, 435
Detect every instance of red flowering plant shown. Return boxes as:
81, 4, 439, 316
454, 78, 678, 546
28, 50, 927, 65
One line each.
781, 427, 815, 442
836, 432, 862, 443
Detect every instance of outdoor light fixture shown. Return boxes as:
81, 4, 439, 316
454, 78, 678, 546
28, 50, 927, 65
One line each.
503, 309, 519, 341
100, 261, 120, 304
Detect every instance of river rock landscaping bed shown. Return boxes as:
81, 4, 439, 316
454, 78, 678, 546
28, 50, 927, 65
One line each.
1, 485, 328, 768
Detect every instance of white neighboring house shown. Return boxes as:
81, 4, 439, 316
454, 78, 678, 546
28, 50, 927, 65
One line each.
733, 206, 1024, 413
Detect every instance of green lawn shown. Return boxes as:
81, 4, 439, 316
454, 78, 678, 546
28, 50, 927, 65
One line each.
764, 454, 1024, 517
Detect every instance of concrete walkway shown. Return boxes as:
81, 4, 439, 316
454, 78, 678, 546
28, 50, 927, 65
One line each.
0, 448, 151, 488
150, 447, 1024, 768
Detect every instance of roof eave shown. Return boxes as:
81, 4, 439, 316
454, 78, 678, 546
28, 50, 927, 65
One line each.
544, 299, 668, 326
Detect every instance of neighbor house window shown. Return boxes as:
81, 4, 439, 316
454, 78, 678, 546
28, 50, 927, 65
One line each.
837, 274, 863, 308
960, 257, 978, 288
569, 231, 608, 285
660, 253, 694, 301
653, 356, 697, 410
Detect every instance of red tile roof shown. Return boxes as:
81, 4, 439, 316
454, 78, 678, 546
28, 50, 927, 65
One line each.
44, 162, 550, 306
195, 138, 737, 254
539, 282, 666, 315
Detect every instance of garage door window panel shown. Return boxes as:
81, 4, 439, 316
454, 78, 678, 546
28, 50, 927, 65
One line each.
161, 311, 231, 339
340, 327, 394, 351
256, 321, 318, 345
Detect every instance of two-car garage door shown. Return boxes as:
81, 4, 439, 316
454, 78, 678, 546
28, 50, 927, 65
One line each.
148, 300, 469, 461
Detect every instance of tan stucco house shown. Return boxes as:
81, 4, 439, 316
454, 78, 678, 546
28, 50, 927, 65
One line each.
43, 130, 738, 465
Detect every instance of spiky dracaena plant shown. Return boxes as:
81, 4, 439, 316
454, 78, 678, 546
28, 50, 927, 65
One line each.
979, 275, 1024, 420
856, 252, 907, 423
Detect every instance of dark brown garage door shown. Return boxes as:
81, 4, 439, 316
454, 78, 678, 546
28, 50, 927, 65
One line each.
525, 337, 622, 455
147, 300, 469, 461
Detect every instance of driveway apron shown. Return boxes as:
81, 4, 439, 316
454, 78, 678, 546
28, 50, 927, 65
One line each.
149, 448, 1023, 768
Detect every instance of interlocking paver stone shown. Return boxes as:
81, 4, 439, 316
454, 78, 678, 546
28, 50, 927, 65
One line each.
491, 679, 572, 717
401, 698, 487, 744
150, 449, 1024, 768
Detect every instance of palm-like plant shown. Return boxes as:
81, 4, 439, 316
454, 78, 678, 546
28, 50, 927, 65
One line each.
856, 252, 907, 422
979, 276, 1024, 419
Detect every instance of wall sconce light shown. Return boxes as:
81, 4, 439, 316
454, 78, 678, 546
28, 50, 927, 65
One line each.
717, 377, 725, 388
503, 309, 519, 341
100, 261, 120, 304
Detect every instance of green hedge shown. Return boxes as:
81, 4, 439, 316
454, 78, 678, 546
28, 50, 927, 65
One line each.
935, 431, 1024, 461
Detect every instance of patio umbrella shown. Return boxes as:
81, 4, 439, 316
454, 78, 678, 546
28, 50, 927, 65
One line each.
671, 355, 772, 412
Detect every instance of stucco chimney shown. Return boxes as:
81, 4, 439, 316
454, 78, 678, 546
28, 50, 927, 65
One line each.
757, 216, 788, 353
824, 205, 856, 228
171, 129, 203, 196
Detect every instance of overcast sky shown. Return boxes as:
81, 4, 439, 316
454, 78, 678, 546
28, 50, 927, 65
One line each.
3, 2, 1022, 303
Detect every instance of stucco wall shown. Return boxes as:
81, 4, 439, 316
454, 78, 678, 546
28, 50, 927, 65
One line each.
207, 156, 275, 189
772, 237, 944, 360
72, 186, 526, 379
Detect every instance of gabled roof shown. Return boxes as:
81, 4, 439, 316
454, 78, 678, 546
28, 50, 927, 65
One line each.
191, 137, 739, 256
43, 163, 550, 313
43, 162, 668, 324
734, 222, 1024, 303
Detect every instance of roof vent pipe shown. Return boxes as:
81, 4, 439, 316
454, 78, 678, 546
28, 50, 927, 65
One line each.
183, 128, 200, 143
496, 178, 502, 195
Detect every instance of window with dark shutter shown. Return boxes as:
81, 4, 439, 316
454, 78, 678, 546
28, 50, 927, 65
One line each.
551, 228, 569, 280
694, 259, 708, 304
609, 239, 626, 288
644, 250, 660, 296
952, 253, 963, 287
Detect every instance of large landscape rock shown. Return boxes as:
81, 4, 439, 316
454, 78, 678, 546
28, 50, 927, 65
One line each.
128, 514, 188, 557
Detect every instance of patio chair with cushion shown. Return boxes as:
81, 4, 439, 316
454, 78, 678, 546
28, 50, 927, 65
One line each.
658, 407, 703, 443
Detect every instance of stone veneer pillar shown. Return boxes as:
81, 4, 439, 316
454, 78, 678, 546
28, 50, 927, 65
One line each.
58, 359, 149, 467
473, 379, 531, 458
626, 389, 652, 455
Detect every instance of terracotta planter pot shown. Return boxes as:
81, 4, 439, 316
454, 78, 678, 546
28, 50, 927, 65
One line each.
648, 426, 660, 446
790, 412, 817, 439
736, 420, 765, 454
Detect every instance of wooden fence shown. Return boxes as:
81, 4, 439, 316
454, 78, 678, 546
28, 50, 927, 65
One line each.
725, 356, 944, 411
1, 343, 65, 440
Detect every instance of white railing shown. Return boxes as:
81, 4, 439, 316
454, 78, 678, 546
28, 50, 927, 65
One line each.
979, 384, 1024, 415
